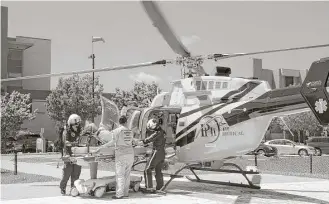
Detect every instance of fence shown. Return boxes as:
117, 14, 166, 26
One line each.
234, 154, 329, 177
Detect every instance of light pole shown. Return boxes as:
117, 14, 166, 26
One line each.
89, 36, 105, 122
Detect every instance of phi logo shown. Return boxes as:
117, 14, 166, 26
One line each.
196, 115, 229, 144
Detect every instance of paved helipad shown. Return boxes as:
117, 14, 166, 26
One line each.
2, 174, 329, 204
1, 155, 329, 204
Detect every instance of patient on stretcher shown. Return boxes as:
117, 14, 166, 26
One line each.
69, 120, 148, 159
94, 127, 146, 156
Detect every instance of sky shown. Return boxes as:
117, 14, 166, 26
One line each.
2, 0, 329, 93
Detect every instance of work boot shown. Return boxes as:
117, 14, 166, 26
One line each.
155, 189, 166, 195
140, 188, 156, 194
112, 195, 124, 199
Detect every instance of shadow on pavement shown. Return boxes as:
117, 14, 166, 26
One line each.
23, 174, 329, 203
164, 180, 329, 204
76, 191, 163, 201
270, 189, 329, 193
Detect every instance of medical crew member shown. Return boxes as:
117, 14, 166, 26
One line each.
59, 114, 82, 195
142, 118, 166, 193
94, 115, 134, 199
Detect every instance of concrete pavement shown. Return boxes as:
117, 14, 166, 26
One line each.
1, 156, 329, 204
2, 179, 329, 204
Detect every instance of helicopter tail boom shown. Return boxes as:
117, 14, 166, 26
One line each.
222, 57, 329, 127
300, 57, 329, 126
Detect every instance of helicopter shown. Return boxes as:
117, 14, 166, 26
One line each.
2, 0, 329, 192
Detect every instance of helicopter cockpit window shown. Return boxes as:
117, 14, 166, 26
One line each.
222, 82, 228, 89
201, 81, 207, 90
215, 82, 221, 89
208, 81, 214, 90
168, 113, 178, 134
196, 81, 201, 90
176, 130, 196, 147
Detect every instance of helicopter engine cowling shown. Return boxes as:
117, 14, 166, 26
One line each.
214, 66, 231, 77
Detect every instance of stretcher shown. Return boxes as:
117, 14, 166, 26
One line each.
61, 146, 149, 198
71, 175, 143, 198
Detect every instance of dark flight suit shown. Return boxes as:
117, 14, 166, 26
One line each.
59, 126, 82, 193
143, 127, 166, 190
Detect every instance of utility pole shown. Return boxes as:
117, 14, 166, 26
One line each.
90, 36, 105, 123
91, 38, 95, 123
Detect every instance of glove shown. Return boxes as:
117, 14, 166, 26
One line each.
137, 140, 144, 146
91, 148, 101, 155
70, 157, 77, 164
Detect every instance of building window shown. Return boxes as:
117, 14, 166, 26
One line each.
8, 49, 23, 60
284, 76, 294, 87
294, 77, 302, 86
208, 81, 214, 90
7, 86, 23, 93
7, 49, 23, 76
8, 72, 22, 78
215, 82, 221, 89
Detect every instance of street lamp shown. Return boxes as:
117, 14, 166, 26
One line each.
89, 36, 105, 122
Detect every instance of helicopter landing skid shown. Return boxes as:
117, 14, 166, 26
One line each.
159, 162, 261, 192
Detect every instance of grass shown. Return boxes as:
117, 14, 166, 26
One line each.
9, 154, 329, 179
1, 168, 60, 184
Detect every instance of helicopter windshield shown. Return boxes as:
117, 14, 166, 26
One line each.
170, 83, 184, 106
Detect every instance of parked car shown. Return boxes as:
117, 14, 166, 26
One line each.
5, 141, 23, 153
264, 139, 316, 156
255, 143, 278, 157
16, 134, 39, 153
306, 137, 329, 156
247, 143, 278, 157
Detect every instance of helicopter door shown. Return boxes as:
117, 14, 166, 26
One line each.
300, 58, 329, 126
166, 113, 178, 145
127, 110, 142, 139
141, 109, 165, 140
99, 95, 120, 131
141, 109, 153, 140
159, 111, 175, 145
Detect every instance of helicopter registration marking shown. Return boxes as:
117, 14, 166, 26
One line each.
205, 143, 216, 148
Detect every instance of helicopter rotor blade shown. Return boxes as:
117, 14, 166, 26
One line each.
210, 44, 329, 60
141, 1, 191, 57
1, 59, 171, 82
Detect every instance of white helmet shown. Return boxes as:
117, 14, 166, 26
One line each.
147, 119, 158, 130
67, 114, 81, 126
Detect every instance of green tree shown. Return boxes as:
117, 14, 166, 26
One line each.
268, 117, 285, 133
282, 111, 322, 137
1, 91, 37, 152
110, 88, 135, 111
267, 111, 322, 142
131, 82, 161, 108
45, 74, 104, 131
111, 81, 161, 110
